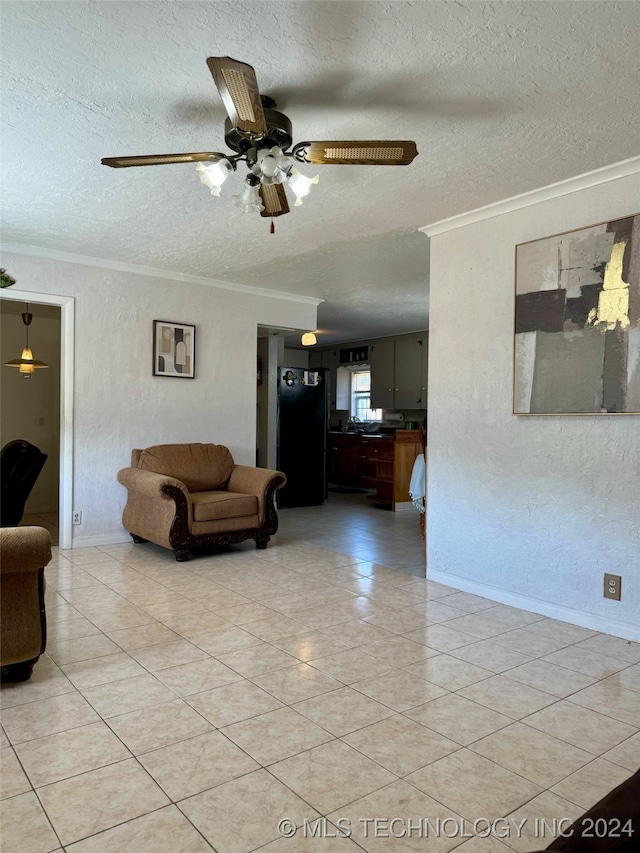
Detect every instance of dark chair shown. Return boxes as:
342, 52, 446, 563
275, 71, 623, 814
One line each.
533, 767, 640, 852
0, 440, 48, 527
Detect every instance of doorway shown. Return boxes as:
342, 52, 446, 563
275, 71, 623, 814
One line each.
1, 289, 74, 549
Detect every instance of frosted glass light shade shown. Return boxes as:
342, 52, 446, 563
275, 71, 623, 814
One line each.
301, 332, 317, 346
252, 147, 294, 185
196, 159, 233, 197
233, 182, 264, 214
287, 168, 319, 206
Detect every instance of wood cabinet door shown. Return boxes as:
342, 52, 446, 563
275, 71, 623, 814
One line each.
308, 350, 322, 369
370, 341, 395, 409
327, 441, 355, 486
321, 350, 338, 410
355, 438, 377, 486
394, 338, 424, 409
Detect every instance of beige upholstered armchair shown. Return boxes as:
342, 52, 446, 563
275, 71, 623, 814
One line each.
117, 443, 286, 561
0, 526, 52, 682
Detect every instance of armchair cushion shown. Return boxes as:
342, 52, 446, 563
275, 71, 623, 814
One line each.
138, 443, 234, 492
191, 491, 258, 522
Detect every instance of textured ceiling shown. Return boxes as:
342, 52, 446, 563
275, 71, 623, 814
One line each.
1, 1, 639, 345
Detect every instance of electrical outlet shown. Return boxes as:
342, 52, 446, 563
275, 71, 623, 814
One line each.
72, 510, 82, 525
604, 573, 621, 601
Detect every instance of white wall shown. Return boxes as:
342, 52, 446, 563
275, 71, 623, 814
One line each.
426, 170, 640, 640
1, 306, 60, 511
0, 251, 317, 546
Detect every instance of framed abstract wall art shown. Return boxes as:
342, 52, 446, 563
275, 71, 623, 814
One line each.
514, 213, 639, 414
153, 320, 195, 378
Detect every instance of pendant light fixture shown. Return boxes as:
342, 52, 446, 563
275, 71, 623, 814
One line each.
301, 332, 317, 346
4, 303, 49, 378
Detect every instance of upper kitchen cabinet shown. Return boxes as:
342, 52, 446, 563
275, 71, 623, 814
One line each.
308, 350, 322, 369
370, 341, 395, 409
309, 348, 338, 409
395, 337, 428, 408
370, 335, 428, 410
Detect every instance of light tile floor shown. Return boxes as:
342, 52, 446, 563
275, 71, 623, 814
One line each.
1, 494, 638, 852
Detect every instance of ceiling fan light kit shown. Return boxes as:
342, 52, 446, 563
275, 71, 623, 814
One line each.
250, 146, 294, 185
196, 157, 234, 196
102, 56, 418, 227
233, 175, 264, 214
287, 169, 320, 207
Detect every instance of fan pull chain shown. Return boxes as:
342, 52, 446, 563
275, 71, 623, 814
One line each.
269, 219, 275, 235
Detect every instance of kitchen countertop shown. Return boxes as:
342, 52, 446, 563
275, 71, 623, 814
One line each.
328, 429, 422, 439
328, 430, 387, 437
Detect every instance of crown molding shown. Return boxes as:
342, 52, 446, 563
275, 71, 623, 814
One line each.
0, 241, 323, 306
420, 155, 640, 238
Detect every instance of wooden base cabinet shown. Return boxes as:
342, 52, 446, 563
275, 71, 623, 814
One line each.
328, 431, 422, 510
327, 433, 375, 488
327, 440, 356, 485
364, 431, 422, 510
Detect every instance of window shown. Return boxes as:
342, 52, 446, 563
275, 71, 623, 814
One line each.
351, 370, 382, 421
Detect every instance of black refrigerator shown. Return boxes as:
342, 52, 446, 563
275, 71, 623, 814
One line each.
277, 367, 327, 508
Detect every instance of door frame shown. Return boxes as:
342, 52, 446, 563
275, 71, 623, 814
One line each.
1, 288, 74, 549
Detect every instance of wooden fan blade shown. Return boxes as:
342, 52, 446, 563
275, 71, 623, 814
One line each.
101, 153, 226, 168
292, 140, 418, 166
207, 56, 267, 136
259, 184, 289, 218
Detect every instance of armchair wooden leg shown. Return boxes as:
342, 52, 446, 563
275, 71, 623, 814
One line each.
174, 549, 190, 562
131, 534, 148, 544
255, 534, 270, 550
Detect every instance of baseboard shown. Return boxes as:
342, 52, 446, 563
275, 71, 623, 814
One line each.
427, 569, 640, 642
394, 502, 416, 513
70, 532, 132, 548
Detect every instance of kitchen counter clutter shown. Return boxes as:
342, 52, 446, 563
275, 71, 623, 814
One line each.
327, 429, 423, 510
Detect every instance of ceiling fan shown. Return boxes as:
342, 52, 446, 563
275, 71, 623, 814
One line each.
102, 56, 418, 225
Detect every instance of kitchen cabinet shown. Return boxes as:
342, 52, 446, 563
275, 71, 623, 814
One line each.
322, 349, 338, 410
309, 349, 338, 410
370, 335, 428, 410
362, 431, 423, 510
327, 436, 356, 485
308, 350, 322, 370
327, 430, 422, 510
327, 433, 374, 487
394, 337, 427, 408
369, 341, 395, 409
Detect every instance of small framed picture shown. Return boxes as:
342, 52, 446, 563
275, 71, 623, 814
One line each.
302, 370, 321, 386
153, 320, 195, 378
